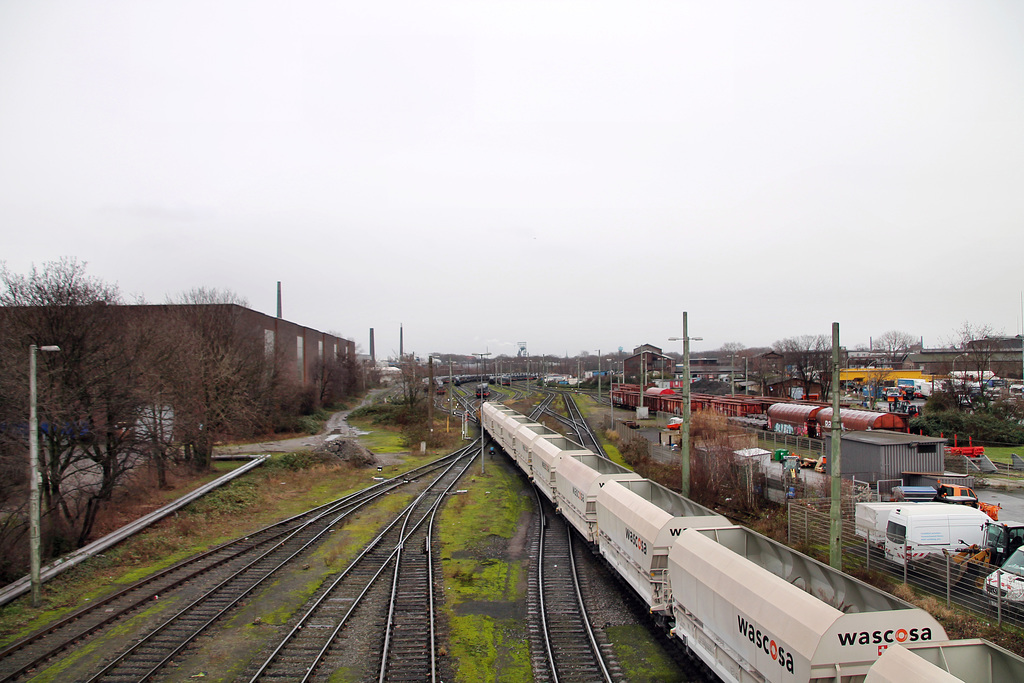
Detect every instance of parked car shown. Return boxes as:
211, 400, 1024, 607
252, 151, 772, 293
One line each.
984, 546, 1024, 615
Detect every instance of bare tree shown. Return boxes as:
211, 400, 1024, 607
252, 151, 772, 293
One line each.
772, 335, 832, 399
0, 259, 148, 548
160, 290, 276, 470
311, 351, 359, 407
949, 322, 1001, 410
393, 355, 423, 408
874, 330, 916, 368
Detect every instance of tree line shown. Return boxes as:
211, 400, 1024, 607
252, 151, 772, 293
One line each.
0, 259, 362, 581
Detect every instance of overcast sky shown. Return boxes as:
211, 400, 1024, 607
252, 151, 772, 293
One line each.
2, 1, 1022, 359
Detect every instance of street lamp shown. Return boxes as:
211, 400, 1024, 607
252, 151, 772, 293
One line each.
669, 311, 702, 498
29, 343, 60, 607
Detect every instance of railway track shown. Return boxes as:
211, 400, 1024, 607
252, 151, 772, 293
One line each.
0, 450, 468, 683
528, 488, 616, 683
561, 392, 607, 457
246, 444, 475, 681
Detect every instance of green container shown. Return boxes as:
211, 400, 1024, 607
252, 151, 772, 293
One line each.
774, 449, 790, 462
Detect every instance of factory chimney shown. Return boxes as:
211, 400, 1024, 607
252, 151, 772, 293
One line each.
370, 328, 376, 363
276, 281, 282, 318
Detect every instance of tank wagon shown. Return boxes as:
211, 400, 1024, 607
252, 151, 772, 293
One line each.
477, 401, 1024, 681
612, 385, 910, 434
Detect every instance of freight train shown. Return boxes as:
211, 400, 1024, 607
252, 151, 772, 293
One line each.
480, 401, 1023, 682
610, 384, 910, 433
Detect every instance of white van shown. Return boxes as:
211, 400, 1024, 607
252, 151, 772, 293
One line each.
884, 504, 990, 566
855, 502, 906, 547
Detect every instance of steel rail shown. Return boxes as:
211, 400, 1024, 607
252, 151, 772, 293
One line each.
378, 449, 471, 682
80, 451, 465, 683
0, 456, 470, 683
247, 444, 476, 682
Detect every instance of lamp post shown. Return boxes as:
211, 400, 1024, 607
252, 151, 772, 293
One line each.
669, 312, 702, 498
29, 343, 60, 607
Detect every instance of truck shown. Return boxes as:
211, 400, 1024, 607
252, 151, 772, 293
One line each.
884, 504, 991, 566
891, 483, 1001, 520
891, 485, 939, 502
952, 519, 1024, 585
935, 483, 1002, 520
856, 501, 911, 548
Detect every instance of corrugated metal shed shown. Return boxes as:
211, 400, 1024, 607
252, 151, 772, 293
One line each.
823, 431, 946, 482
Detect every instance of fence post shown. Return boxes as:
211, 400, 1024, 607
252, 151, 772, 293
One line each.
945, 551, 951, 606
903, 543, 909, 585
866, 536, 870, 572
804, 507, 809, 545
997, 568, 1003, 626
787, 501, 792, 544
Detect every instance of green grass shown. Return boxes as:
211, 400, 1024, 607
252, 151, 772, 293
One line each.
439, 462, 532, 682
980, 445, 1024, 464
607, 625, 688, 682
348, 416, 407, 453
602, 442, 630, 469
448, 615, 531, 683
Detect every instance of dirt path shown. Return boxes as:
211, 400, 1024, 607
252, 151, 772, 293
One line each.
213, 390, 388, 458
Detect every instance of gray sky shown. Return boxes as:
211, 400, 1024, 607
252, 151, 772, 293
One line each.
2, 1, 1022, 359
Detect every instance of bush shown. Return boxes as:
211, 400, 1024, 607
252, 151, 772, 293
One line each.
263, 451, 330, 472
910, 410, 1024, 446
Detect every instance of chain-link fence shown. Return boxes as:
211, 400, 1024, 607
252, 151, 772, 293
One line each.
787, 499, 1024, 631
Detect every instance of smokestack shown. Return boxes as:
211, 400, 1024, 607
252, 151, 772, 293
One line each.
276, 281, 282, 318
370, 328, 376, 363
400, 324, 404, 359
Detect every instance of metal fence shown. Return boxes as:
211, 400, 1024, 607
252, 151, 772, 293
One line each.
752, 429, 826, 458
787, 499, 1024, 631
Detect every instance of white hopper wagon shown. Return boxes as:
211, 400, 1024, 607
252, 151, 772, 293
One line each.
498, 414, 538, 470
865, 639, 1024, 682
667, 527, 946, 683
596, 479, 727, 612
554, 454, 642, 545
530, 435, 590, 504
481, 404, 522, 455
512, 422, 561, 477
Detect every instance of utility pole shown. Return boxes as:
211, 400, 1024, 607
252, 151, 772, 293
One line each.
730, 353, 735, 396
473, 351, 491, 474
830, 322, 843, 571
427, 356, 435, 438
670, 313, 701, 498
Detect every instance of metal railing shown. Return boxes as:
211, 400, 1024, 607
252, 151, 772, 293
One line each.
787, 500, 1024, 631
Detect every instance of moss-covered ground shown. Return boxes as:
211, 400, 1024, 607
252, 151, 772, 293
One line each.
438, 456, 533, 683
